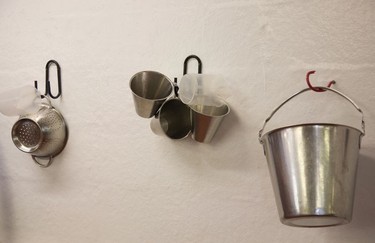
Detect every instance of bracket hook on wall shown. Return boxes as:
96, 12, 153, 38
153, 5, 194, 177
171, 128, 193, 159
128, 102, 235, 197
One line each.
306, 70, 336, 92
34, 60, 62, 99
183, 55, 203, 75
174, 55, 203, 97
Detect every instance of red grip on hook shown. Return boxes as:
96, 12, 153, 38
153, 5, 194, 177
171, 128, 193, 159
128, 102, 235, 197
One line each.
306, 70, 335, 92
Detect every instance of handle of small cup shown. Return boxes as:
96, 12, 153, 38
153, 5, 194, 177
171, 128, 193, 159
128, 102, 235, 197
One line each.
32, 155, 53, 168
258, 86, 365, 144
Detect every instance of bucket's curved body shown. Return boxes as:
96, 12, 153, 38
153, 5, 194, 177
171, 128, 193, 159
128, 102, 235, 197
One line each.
261, 123, 362, 227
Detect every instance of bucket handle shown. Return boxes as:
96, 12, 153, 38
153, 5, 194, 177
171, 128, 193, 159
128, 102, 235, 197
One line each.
258, 86, 365, 144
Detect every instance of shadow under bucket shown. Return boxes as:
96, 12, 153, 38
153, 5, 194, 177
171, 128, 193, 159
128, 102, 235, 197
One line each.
190, 97, 230, 143
130, 71, 173, 118
259, 87, 365, 227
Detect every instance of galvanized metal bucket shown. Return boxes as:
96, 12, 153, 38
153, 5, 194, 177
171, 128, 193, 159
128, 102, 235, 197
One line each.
259, 87, 365, 227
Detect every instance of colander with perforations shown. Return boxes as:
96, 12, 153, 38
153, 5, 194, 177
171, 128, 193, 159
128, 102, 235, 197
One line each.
11, 97, 68, 168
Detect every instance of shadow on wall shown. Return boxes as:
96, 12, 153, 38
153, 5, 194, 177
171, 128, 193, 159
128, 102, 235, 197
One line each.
350, 153, 375, 229
0, 145, 15, 243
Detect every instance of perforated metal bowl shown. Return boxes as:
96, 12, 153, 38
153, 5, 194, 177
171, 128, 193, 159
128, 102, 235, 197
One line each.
11, 100, 68, 167
12, 119, 43, 153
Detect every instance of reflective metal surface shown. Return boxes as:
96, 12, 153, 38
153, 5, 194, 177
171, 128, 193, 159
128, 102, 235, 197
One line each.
259, 86, 365, 227
130, 71, 173, 118
12, 99, 68, 168
262, 124, 362, 227
190, 99, 230, 143
152, 98, 191, 139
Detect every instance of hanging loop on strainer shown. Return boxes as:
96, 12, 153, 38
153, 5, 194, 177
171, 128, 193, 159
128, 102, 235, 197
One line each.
32, 156, 53, 168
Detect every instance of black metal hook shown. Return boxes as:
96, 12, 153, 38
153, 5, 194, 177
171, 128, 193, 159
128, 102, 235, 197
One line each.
183, 55, 202, 75
174, 78, 179, 97
34, 60, 62, 99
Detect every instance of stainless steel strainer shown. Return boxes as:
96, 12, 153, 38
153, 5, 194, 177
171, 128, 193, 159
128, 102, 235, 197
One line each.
11, 97, 68, 168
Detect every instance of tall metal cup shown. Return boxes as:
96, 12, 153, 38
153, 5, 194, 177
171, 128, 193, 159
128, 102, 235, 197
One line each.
190, 96, 230, 143
150, 98, 191, 139
130, 71, 173, 118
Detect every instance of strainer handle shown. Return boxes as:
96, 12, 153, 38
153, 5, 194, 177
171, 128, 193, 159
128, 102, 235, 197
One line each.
41, 95, 53, 108
258, 86, 365, 144
32, 155, 53, 168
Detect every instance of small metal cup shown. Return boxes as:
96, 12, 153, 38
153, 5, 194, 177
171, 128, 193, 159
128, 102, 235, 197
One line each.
150, 98, 191, 139
190, 96, 230, 143
11, 99, 68, 167
130, 71, 173, 118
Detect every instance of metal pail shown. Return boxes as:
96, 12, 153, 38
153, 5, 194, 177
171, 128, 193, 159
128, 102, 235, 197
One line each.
259, 87, 365, 227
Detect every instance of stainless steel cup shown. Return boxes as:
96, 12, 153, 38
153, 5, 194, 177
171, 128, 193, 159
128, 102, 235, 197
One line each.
150, 98, 191, 139
190, 97, 230, 143
130, 71, 173, 118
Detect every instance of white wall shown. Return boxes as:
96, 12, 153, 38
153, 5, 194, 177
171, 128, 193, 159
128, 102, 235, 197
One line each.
0, 0, 374, 242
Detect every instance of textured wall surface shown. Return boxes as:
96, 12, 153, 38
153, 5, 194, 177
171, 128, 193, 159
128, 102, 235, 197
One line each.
0, 0, 374, 242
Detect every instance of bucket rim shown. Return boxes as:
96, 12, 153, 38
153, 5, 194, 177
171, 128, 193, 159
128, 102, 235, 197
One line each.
281, 215, 350, 228
261, 123, 363, 141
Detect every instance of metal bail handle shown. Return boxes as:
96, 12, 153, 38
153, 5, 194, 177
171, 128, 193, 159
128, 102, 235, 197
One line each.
258, 86, 366, 144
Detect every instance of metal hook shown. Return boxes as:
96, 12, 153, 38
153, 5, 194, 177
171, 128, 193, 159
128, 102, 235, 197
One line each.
173, 77, 179, 97
34, 60, 62, 99
173, 55, 203, 97
306, 70, 335, 92
183, 55, 202, 75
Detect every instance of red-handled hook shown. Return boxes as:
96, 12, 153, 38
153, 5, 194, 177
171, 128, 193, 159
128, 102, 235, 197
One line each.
306, 70, 335, 92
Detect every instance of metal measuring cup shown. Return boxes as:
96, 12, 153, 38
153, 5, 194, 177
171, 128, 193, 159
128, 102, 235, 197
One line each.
150, 80, 192, 139
130, 71, 173, 118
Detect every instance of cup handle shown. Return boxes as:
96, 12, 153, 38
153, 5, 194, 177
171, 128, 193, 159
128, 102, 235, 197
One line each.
32, 155, 53, 168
